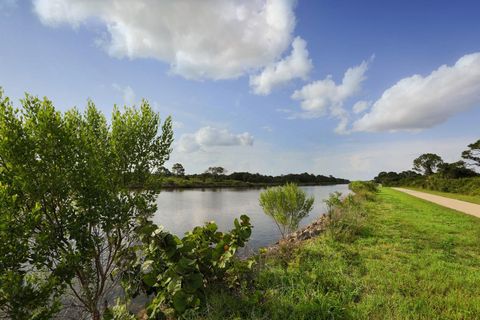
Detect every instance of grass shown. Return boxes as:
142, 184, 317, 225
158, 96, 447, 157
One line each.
402, 186, 480, 205
200, 188, 480, 319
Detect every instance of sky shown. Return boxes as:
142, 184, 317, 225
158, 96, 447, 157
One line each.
0, 0, 479, 180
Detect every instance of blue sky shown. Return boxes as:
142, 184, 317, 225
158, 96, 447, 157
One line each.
1, 0, 479, 179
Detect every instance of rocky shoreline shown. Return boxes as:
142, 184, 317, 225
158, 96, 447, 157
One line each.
269, 215, 329, 248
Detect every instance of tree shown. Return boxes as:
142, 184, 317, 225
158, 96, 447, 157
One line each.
158, 166, 172, 176
259, 183, 314, 239
437, 160, 478, 179
462, 139, 480, 168
172, 163, 185, 176
413, 153, 444, 176
0, 91, 173, 319
205, 166, 227, 176
0, 184, 62, 320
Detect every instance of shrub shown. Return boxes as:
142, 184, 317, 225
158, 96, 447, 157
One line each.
407, 176, 480, 196
348, 181, 379, 201
259, 183, 314, 239
117, 215, 254, 319
324, 192, 368, 242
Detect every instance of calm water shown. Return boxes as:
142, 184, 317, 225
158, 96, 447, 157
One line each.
153, 184, 350, 250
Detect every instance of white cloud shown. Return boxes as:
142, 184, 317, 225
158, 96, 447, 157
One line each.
178, 126, 254, 153
352, 100, 370, 114
353, 52, 480, 132
33, 0, 297, 80
112, 84, 135, 105
250, 36, 312, 95
291, 59, 369, 133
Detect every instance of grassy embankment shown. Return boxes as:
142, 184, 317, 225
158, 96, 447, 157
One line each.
403, 186, 480, 205
201, 188, 480, 319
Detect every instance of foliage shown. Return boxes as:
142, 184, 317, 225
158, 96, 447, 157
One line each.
204, 166, 227, 176
259, 183, 314, 239
413, 153, 444, 176
102, 299, 136, 320
119, 215, 253, 318
324, 191, 342, 216
0, 90, 173, 319
227, 172, 349, 185
324, 192, 368, 242
172, 163, 185, 176
348, 180, 379, 201
373, 170, 422, 186
153, 171, 350, 189
405, 176, 480, 196
462, 139, 480, 168
437, 160, 477, 179
0, 184, 62, 319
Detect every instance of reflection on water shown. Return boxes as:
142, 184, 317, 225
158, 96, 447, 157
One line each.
153, 184, 350, 250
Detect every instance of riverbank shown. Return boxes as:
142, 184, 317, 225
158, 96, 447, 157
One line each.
200, 187, 480, 319
145, 173, 350, 190
157, 180, 348, 190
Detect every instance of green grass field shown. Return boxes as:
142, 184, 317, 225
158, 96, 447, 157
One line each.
201, 188, 480, 319
403, 187, 480, 205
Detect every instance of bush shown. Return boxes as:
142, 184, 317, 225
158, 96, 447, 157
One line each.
117, 215, 254, 319
324, 193, 368, 242
348, 181, 379, 201
407, 176, 480, 196
259, 183, 314, 239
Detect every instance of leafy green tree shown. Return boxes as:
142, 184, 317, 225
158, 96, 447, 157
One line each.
259, 183, 314, 239
0, 91, 173, 319
0, 184, 62, 320
172, 163, 185, 176
158, 166, 172, 176
437, 161, 478, 179
462, 139, 480, 168
413, 153, 444, 176
205, 166, 227, 176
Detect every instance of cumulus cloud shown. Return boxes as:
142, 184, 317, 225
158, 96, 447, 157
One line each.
33, 0, 297, 80
352, 100, 370, 114
353, 52, 480, 132
291, 59, 370, 133
250, 36, 312, 95
178, 126, 254, 153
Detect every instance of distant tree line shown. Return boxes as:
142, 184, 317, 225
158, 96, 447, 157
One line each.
158, 164, 349, 186
374, 139, 480, 188
224, 172, 349, 185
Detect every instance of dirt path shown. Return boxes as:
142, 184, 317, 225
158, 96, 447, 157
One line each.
393, 188, 480, 218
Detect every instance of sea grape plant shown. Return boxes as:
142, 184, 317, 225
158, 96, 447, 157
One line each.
117, 215, 253, 319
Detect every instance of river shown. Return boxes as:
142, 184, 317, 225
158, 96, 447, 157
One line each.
152, 184, 350, 251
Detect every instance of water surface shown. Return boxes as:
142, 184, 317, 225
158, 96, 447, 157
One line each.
153, 184, 350, 250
